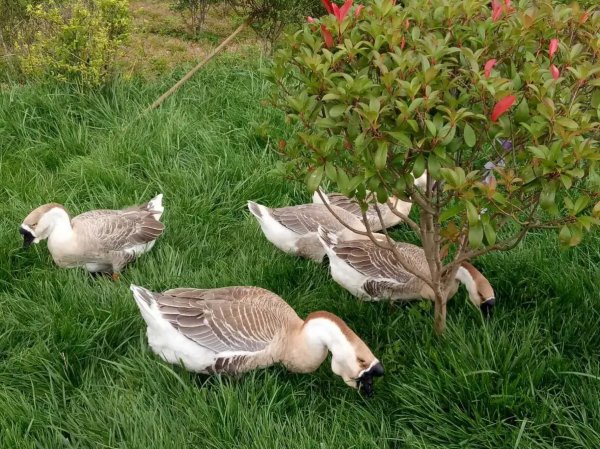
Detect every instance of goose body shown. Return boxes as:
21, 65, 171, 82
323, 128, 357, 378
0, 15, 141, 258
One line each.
247, 202, 366, 262
20, 194, 164, 275
317, 227, 495, 313
312, 173, 428, 231
130, 285, 384, 395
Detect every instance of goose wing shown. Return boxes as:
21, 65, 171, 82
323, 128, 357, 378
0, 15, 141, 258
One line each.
271, 204, 359, 234
331, 240, 427, 284
72, 209, 164, 251
155, 287, 295, 354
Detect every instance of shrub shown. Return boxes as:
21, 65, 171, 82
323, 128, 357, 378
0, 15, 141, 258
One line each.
15, 0, 129, 86
269, 0, 600, 333
170, 0, 218, 36
231, 0, 324, 52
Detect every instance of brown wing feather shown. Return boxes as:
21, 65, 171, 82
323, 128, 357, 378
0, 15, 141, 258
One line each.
156, 287, 299, 354
270, 204, 361, 235
332, 240, 427, 284
72, 209, 164, 251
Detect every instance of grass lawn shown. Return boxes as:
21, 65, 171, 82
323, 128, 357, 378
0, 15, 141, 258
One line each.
1, 55, 599, 449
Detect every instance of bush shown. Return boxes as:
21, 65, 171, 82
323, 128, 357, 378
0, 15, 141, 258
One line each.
170, 0, 218, 36
15, 0, 129, 86
231, 0, 324, 51
269, 0, 600, 333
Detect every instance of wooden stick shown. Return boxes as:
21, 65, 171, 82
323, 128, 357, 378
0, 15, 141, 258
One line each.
148, 18, 251, 111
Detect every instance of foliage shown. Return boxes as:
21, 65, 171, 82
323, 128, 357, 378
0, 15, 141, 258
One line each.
231, 0, 323, 51
170, 0, 218, 36
14, 0, 130, 86
269, 0, 600, 333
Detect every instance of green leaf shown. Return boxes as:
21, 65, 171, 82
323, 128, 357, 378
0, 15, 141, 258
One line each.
440, 203, 463, 221
540, 182, 557, 210
306, 167, 323, 193
427, 153, 441, 176
329, 104, 346, 118
463, 123, 476, 147
465, 201, 479, 226
468, 223, 484, 249
514, 98, 530, 123
374, 142, 388, 170
425, 120, 437, 137
483, 222, 496, 245
556, 117, 579, 130
325, 162, 337, 182
413, 154, 426, 178
387, 131, 412, 148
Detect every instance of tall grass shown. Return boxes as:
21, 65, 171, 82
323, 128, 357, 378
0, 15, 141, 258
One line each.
0, 54, 599, 448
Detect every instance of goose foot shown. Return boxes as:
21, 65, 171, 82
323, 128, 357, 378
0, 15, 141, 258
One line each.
111, 272, 121, 282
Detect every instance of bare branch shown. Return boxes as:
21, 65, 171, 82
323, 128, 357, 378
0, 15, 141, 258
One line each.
385, 198, 422, 237
316, 189, 371, 236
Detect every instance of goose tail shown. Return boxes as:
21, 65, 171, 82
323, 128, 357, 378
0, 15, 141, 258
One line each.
130, 284, 161, 323
247, 201, 270, 221
312, 188, 329, 205
147, 194, 164, 221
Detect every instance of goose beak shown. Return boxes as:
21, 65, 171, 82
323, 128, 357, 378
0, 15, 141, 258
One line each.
480, 298, 495, 318
19, 227, 36, 249
357, 361, 384, 397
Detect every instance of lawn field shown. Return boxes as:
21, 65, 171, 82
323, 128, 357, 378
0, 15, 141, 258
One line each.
1, 55, 600, 449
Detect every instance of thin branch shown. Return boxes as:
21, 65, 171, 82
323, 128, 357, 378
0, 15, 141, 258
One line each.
385, 198, 422, 237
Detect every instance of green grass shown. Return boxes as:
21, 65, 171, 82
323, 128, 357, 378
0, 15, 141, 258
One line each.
1, 54, 600, 449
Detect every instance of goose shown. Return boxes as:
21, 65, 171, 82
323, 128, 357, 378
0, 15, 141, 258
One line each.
312, 172, 428, 231
247, 202, 366, 262
130, 284, 384, 395
317, 227, 496, 316
19, 194, 164, 279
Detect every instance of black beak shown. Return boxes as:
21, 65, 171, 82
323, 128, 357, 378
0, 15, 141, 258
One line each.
357, 362, 384, 397
19, 227, 35, 249
480, 298, 495, 318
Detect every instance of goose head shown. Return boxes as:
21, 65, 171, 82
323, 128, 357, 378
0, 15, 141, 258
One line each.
20, 203, 68, 248
455, 262, 496, 317
303, 312, 384, 396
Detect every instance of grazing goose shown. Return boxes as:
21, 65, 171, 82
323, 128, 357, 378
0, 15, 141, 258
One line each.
130, 284, 384, 395
19, 194, 164, 279
247, 202, 366, 262
317, 227, 496, 316
312, 172, 428, 231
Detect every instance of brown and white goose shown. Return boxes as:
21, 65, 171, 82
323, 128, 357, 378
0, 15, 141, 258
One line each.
19, 194, 164, 279
317, 227, 496, 315
247, 202, 366, 262
130, 284, 384, 395
312, 172, 428, 231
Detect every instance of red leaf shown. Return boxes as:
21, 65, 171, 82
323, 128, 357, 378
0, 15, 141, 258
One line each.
321, 0, 333, 14
354, 4, 364, 18
491, 95, 516, 122
400, 35, 406, 50
321, 24, 334, 48
549, 38, 559, 59
491, 0, 502, 21
504, 0, 511, 5
580, 11, 589, 24
484, 59, 497, 78
307, 16, 316, 23
551, 64, 560, 80
337, 0, 353, 23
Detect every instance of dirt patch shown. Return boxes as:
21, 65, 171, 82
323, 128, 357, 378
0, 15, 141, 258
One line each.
118, 0, 260, 78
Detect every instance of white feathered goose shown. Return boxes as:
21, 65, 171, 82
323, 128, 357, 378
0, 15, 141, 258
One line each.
130, 284, 384, 395
317, 227, 496, 316
312, 172, 428, 231
247, 202, 366, 262
19, 194, 164, 279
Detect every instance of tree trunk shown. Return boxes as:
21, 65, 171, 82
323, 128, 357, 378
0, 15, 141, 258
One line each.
434, 294, 447, 335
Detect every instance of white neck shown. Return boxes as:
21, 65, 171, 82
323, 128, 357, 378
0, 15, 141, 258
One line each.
455, 265, 479, 303
302, 318, 354, 361
42, 208, 73, 245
